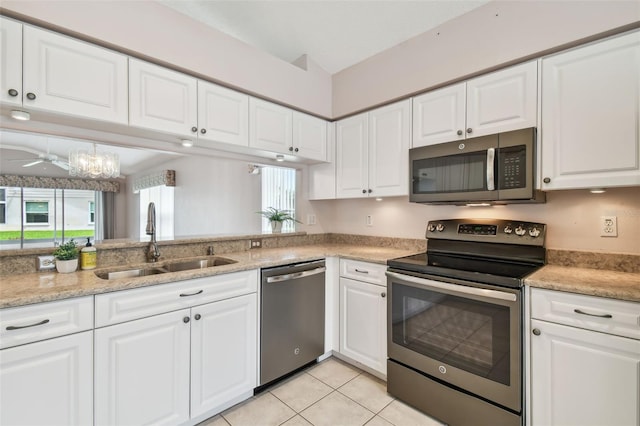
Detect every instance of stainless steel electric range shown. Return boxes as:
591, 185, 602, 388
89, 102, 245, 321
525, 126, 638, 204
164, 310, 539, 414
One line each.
386, 218, 546, 426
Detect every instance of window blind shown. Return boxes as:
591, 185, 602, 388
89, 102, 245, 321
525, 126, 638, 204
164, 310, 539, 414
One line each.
261, 167, 296, 233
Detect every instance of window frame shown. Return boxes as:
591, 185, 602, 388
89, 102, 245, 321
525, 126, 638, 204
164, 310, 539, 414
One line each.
24, 200, 50, 225
0, 188, 6, 225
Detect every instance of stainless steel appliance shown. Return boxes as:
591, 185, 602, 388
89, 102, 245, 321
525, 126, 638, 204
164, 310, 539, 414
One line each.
409, 128, 545, 205
260, 260, 326, 386
386, 219, 546, 426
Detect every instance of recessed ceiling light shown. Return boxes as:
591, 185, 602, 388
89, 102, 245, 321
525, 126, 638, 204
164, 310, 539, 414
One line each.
181, 139, 193, 147
10, 110, 30, 121
465, 203, 492, 207
589, 188, 606, 194
276, 154, 285, 162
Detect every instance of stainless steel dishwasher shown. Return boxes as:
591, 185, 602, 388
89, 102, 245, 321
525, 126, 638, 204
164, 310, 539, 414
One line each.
260, 260, 326, 386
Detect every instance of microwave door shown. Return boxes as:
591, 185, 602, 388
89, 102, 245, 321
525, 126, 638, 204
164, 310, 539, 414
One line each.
496, 128, 536, 200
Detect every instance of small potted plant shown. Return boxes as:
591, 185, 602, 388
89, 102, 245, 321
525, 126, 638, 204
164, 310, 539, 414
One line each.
257, 207, 301, 233
52, 239, 79, 273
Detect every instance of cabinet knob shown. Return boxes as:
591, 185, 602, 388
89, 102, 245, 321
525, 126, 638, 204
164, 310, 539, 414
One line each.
183, 316, 190, 323
191, 127, 198, 133
457, 129, 463, 136
368, 189, 372, 193
8, 89, 18, 97
200, 128, 207, 134
26, 92, 36, 100
532, 328, 541, 336
294, 147, 299, 152
466, 128, 472, 134
381, 292, 386, 298
194, 314, 201, 320
289, 147, 294, 152
362, 189, 367, 194
543, 177, 551, 184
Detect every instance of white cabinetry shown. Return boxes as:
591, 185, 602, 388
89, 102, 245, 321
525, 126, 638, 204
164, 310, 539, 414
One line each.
129, 58, 198, 137
94, 270, 258, 425
22, 25, 128, 124
529, 288, 640, 426
198, 81, 249, 147
339, 259, 387, 376
249, 98, 293, 154
308, 122, 336, 200
0, 17, 22, 106
336, 99, 411, 198
541, 30, 640, 190
293, 111, 327, 161
0, 297, 94, 426
413, 61, 537, 147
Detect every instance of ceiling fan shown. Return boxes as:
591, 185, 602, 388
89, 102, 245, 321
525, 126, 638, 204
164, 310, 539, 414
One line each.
4, 144, 70, 171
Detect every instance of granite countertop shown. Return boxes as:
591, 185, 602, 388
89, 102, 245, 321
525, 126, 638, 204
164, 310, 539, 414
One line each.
525, 265, 640, 303
0, 244, 417, 309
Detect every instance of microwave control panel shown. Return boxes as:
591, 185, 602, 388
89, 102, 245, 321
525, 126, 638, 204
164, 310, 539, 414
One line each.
499, 146, 526, 189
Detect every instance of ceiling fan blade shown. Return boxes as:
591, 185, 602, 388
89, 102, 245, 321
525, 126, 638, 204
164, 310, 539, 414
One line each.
22, 160, 44, 167
53, 160, 70, 170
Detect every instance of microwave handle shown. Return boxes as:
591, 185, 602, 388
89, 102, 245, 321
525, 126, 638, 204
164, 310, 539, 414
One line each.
486, 148, 496, 191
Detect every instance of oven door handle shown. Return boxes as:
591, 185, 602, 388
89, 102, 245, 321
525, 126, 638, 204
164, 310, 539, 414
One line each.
386, 271, 517, 302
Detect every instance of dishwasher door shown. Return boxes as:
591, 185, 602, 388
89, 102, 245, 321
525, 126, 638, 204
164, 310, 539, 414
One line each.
260, 260, 326, 386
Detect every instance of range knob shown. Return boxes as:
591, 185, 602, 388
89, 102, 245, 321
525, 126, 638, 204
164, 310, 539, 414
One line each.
436, 223, 445, 232
529, 227, 541, 238
427, 223, 436, 232
504, 225, 513, 234
515, 226, 526, 236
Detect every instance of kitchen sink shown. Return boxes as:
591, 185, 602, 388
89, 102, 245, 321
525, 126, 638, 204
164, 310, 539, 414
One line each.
94, 256, 237, 280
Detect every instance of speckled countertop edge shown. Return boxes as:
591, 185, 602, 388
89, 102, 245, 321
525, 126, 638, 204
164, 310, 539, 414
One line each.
525, 265, 640, 303
0, 244, 418, 309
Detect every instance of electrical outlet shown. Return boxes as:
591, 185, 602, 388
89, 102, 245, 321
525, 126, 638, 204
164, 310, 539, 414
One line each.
366, 215, 373, 227
600, 216, 618, 237
307, 214, 316, 225
36, 255, 56, 271
250, 239, 262, 249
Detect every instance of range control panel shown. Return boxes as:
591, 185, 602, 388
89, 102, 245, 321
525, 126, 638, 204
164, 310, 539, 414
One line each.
426, 218, 546, 246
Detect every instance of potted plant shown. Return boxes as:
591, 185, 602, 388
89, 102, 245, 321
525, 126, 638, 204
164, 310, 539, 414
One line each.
257, 207, 301, 233
52, 239, 79, 273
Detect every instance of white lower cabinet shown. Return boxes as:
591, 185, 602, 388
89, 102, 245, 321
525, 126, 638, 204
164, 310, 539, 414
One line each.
0, 331, 93, 426
530, 288, 640, 426
338, 259, 387, 376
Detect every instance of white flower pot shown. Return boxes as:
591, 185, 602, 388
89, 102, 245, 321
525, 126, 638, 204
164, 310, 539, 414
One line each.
56, 258, 78, 273
270, 221, 283, 233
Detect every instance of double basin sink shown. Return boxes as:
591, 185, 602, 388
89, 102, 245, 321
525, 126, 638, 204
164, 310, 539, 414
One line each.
95, 256, 237, 280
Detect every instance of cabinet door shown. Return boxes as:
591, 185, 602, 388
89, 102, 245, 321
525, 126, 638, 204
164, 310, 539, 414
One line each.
198, 81, 249, 146
129, 58, 198, 137
191, 293, 257, 417
412, 83, 466, 147
22, 26, 128, 124
368, 99, 411, 197
541, 31, 640, 190
95, 309, 191, 426
531, 319, 640, 426
292, 111, 328, 161
339, 277, 387, 375
308, 122, 336, 200
0, 331, 93, 426
0, 17, 22, 106
336, 112, 369, 198
249, 98, 293, 154
466, 61, 537, 138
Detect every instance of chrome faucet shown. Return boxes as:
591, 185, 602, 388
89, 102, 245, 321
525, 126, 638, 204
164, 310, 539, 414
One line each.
146, 202, 161, 262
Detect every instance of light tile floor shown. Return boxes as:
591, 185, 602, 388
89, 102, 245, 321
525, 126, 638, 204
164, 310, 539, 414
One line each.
199, 357, 443, 426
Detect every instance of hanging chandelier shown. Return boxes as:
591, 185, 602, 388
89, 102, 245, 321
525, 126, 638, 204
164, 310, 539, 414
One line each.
68, 143, 120, 179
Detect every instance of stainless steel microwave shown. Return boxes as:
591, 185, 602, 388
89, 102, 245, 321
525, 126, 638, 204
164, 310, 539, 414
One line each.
409, 127, 545, 204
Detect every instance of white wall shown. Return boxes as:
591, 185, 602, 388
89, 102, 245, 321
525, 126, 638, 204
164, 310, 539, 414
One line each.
332, 0, 640, 117
306, 187, 640, 254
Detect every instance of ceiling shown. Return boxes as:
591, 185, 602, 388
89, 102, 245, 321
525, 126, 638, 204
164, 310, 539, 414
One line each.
160, 0, 489, 74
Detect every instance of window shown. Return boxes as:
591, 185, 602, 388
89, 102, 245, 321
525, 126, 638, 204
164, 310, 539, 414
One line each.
25, 201, 49, 224
0, 188, 5, 224
261, 166, 296, 233
88, 201, 95, 224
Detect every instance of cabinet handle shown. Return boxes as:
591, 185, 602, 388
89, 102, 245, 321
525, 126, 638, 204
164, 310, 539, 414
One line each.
179, 289, 203, 297
183, 316, 190, 323
457, 129, 463, 136
466, 128, 472, 134
574, 308, 612, 319
381, 292, 386, 298
532, 328, 541, 336
354, 269, 369, 274
8, 89, 18, 97
26, 92, 36, 100
6, 319, 50, 330
543, 177, 551, 184
191, 126, 198, 133
200, 128, 207, 134
194, 314, 201, 320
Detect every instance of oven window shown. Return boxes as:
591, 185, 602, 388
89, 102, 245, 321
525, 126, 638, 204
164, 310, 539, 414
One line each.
392, 283, 511, 386
412, 151, 487, 194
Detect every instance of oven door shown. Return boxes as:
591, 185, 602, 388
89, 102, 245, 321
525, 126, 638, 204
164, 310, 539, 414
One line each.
387, 270, 522, 413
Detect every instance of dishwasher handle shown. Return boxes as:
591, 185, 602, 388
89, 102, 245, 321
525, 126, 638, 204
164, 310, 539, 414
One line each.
266, 266, 326, 283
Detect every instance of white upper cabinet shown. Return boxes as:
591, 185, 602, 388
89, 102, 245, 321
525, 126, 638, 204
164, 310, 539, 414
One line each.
541, 30, 640, 190
413, 61, 537, 147
129, 58, 198, 137
292, 111, 328, 161
337, 99, 410, 198
198, 81, 249, 147
308, 122, 336, 200
22, 25, 128, 124
0, 17, 22, 107
249, 98, 293, 154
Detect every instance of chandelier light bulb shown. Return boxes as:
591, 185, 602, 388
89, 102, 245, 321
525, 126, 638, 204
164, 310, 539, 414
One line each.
69, 143, 120, 179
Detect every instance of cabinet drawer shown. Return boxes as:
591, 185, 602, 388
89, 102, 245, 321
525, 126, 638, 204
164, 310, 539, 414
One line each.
0, 296, 94, 349
531, 288, 640, 340
95, 270, 258, 327
339, 259, 386, 286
